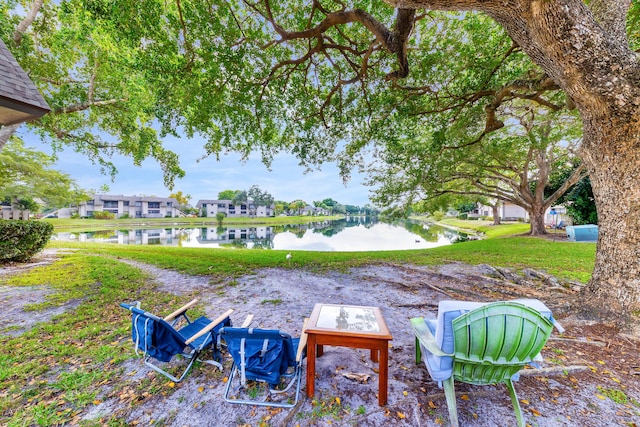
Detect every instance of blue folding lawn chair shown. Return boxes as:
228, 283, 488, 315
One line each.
219, 317, 308, 407
120, 299, 233, 382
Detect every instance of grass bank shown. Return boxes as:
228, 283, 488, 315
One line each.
43, 214, 345, 232
437, 218, 531, 238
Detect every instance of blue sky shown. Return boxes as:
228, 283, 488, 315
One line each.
18, 127, 373, 207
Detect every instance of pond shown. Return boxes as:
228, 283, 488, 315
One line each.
51, 218, 465, 252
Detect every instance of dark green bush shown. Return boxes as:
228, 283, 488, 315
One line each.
0, 220, 53, 263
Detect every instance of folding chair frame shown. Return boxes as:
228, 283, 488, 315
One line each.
121, 299, 233, 383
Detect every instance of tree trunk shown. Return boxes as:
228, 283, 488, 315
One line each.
579, 117, 640, 325
528, 205, 548, 236
491, 204, 500, 226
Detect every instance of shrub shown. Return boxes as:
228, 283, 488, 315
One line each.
457, 213, 468, 220
92, 211, 115, 220
454, 235, 471, 243
431, 211, 445, 221
216, 212, 226, 226
0, 220, 53, 263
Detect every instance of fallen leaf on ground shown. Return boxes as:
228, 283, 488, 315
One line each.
342, 372, 371, 383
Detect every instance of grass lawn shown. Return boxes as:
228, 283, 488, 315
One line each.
437, 218, 532, 238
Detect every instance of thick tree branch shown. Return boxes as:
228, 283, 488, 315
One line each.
589, 0, 631, 45
548, 163, 588, 203
385, 0, 640, 114
385, 8, 416, 80
13, 0, 44, 46
53, 99, 124, 115
260, 2, 415, 80
0, 124, 21, 151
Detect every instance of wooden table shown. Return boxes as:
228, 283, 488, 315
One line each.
305, 303, 393, 406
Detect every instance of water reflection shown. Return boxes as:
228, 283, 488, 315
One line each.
51, 218, 463, 252
316, 305, 380, 332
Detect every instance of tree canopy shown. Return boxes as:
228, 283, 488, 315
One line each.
168, 191, 190, 206
217, 190, 241, 201
1, 0, 185, 188
0, 138, 84, 209
4, 1, 640, 324
247, 185, 274, 207
369, 109, 587, 234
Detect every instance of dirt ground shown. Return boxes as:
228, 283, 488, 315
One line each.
2, 249, 640, 426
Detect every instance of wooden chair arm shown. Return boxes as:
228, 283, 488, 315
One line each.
240, 314, 254, 328
296, 318, 309, 363
164, 298, 199, 321
185, 309, 234, 345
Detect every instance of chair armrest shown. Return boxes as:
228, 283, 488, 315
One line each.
296, 318, 309, 363
240, 314, 254, 328
411, 317, 452, 358
164, 299, 199, 322
552, 318, 565, 334
185, 308, 234, 345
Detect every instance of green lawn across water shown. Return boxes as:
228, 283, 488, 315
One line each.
42, 214, 344, 232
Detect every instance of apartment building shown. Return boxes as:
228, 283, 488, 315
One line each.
195, 199, 274, 218
78, 195, 180, 219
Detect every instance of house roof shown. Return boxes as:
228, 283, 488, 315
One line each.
0, 38, 50, 125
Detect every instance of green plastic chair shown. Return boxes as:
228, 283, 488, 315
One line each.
412, 301, 554, 427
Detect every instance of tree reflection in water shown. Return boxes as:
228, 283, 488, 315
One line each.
336, 307, 350, 329
334, 306, 378, 331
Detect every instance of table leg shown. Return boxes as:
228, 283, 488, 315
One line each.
378, 344, 388, 406
370, 348, 379, 363
306, 335, 316, 398
317, 344, 324, 357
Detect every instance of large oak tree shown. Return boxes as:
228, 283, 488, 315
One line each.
153, 0, 636, 326
369, 108, 587, 235
372, 1, 639, 325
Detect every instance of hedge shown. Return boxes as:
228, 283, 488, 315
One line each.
0, 220, 54, 263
